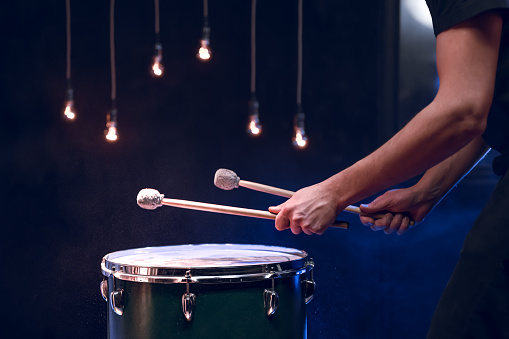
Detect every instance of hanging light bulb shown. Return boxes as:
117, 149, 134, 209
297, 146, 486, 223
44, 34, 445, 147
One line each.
106, 0, 118, 143
197, 0, 211, 62
248, 114, 261, 135
62, 0, 76, 122
293, 111, 308, 148
247, 95, 261, 136
151, 0, 163, 77
246, 1, 260, 137
197, 24, 211, 61
293, 0, 307, 149
105, 107, 118, 142
62, 87, 76, 121
150, 43, 164, 77
198, 38, 211, 61
293, 127, 308, 148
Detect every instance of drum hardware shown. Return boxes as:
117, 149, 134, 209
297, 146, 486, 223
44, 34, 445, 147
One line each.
263, 272, 279, 317
110, 274, 125, 316
101, 244, 312, 337
303, 258, 315, 304
100, 278, 109, 302
181, 270, 196, 322
110, 288, 125, 316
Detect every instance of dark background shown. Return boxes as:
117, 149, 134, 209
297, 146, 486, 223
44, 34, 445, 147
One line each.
0, 0, 500, 338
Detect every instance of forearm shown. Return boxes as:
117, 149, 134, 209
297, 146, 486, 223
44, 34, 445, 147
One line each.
357, 136, 490, 234
323, 102, 486, 209
413, 136, 490, 205
323, 12, 501, 211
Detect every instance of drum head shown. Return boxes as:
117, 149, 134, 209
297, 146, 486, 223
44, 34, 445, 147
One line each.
101, 244, 309, 283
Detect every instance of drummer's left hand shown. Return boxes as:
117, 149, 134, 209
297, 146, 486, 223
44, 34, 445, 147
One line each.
359, 188, 433, 235
269, 182, 339, 235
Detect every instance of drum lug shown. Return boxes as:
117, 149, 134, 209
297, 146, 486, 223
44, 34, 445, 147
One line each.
303, 280, 315, 304
100, 279, 108, 302
182, 293, 196, 321
106, 277, 125, 315
263, 273, 279, 316
182, 270, 196, 322
303, 258, 315, 304
110, 289, 125, 316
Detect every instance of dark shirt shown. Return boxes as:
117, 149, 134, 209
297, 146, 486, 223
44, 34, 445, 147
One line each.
426, 0, 509, 155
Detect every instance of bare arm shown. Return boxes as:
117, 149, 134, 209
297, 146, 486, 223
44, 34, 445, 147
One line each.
359, 136, 490, 235
270, 11, 502, 235
327, 11, 501, 208
411, 137, 490, 208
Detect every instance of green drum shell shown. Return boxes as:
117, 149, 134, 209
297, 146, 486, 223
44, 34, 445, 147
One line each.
101, 244, 313, 339
104, 274, 307, 339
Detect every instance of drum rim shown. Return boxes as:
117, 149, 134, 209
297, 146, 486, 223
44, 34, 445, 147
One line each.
101, 243, 312, 284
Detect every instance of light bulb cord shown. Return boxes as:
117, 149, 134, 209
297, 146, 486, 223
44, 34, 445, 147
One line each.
297, 0, 303, 106
250, 0, 257, 93
154, 0, 160, 35
65, 0, 71, 81
110, 0, 116, 102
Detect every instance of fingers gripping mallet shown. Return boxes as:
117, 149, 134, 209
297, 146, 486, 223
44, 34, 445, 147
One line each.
136, 188, 349, 229
214, 168, 414, 226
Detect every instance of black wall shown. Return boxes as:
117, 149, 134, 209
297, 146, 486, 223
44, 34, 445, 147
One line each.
0, 1, 499, 338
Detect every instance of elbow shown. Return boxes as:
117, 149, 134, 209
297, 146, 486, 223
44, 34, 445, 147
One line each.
444, 95, 491, 138
460, 108, 487, 137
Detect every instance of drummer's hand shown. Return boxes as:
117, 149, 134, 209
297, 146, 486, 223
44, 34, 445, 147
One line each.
269, 182, 339, 235
359, 188, 434, 235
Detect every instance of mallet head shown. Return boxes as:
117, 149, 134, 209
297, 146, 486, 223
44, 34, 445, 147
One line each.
137, 188, 164, 210
214, 168, 240, 190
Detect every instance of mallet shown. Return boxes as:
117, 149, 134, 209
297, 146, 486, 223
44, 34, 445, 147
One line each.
214, 168, 414, 226
136, 188, 350, 229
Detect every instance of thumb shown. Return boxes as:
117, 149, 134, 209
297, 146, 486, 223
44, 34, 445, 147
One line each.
268, 204, 283, 214
360, 198, 388, 214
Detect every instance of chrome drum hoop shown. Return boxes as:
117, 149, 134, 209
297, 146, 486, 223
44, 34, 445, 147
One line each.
100, 244, 313, 284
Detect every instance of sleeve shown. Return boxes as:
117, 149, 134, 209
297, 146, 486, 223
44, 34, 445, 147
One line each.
425, 0, 509, 36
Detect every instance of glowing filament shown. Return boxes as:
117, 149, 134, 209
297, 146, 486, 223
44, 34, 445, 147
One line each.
105, 109, 118, 142
197, 39, 211, 61
248, 114, 261, 135
293, 127, 308, 148
62, 88, 76, 121
105, 125, 118, 142
63, 101, 76, 120
150, 43, 164, 77
151, 59, 163, 77
247, 98, 261, 136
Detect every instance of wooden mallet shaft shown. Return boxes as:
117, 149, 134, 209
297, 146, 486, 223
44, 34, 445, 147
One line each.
161, 198, 348, 229
237, 180, 295, 198
239, 179, 364, 213
225, 174, 414, 226
136, 188, 349, 229
240, 180, 414, 225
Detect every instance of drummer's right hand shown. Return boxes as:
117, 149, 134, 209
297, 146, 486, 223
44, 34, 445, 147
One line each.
269, 183, 338, 236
